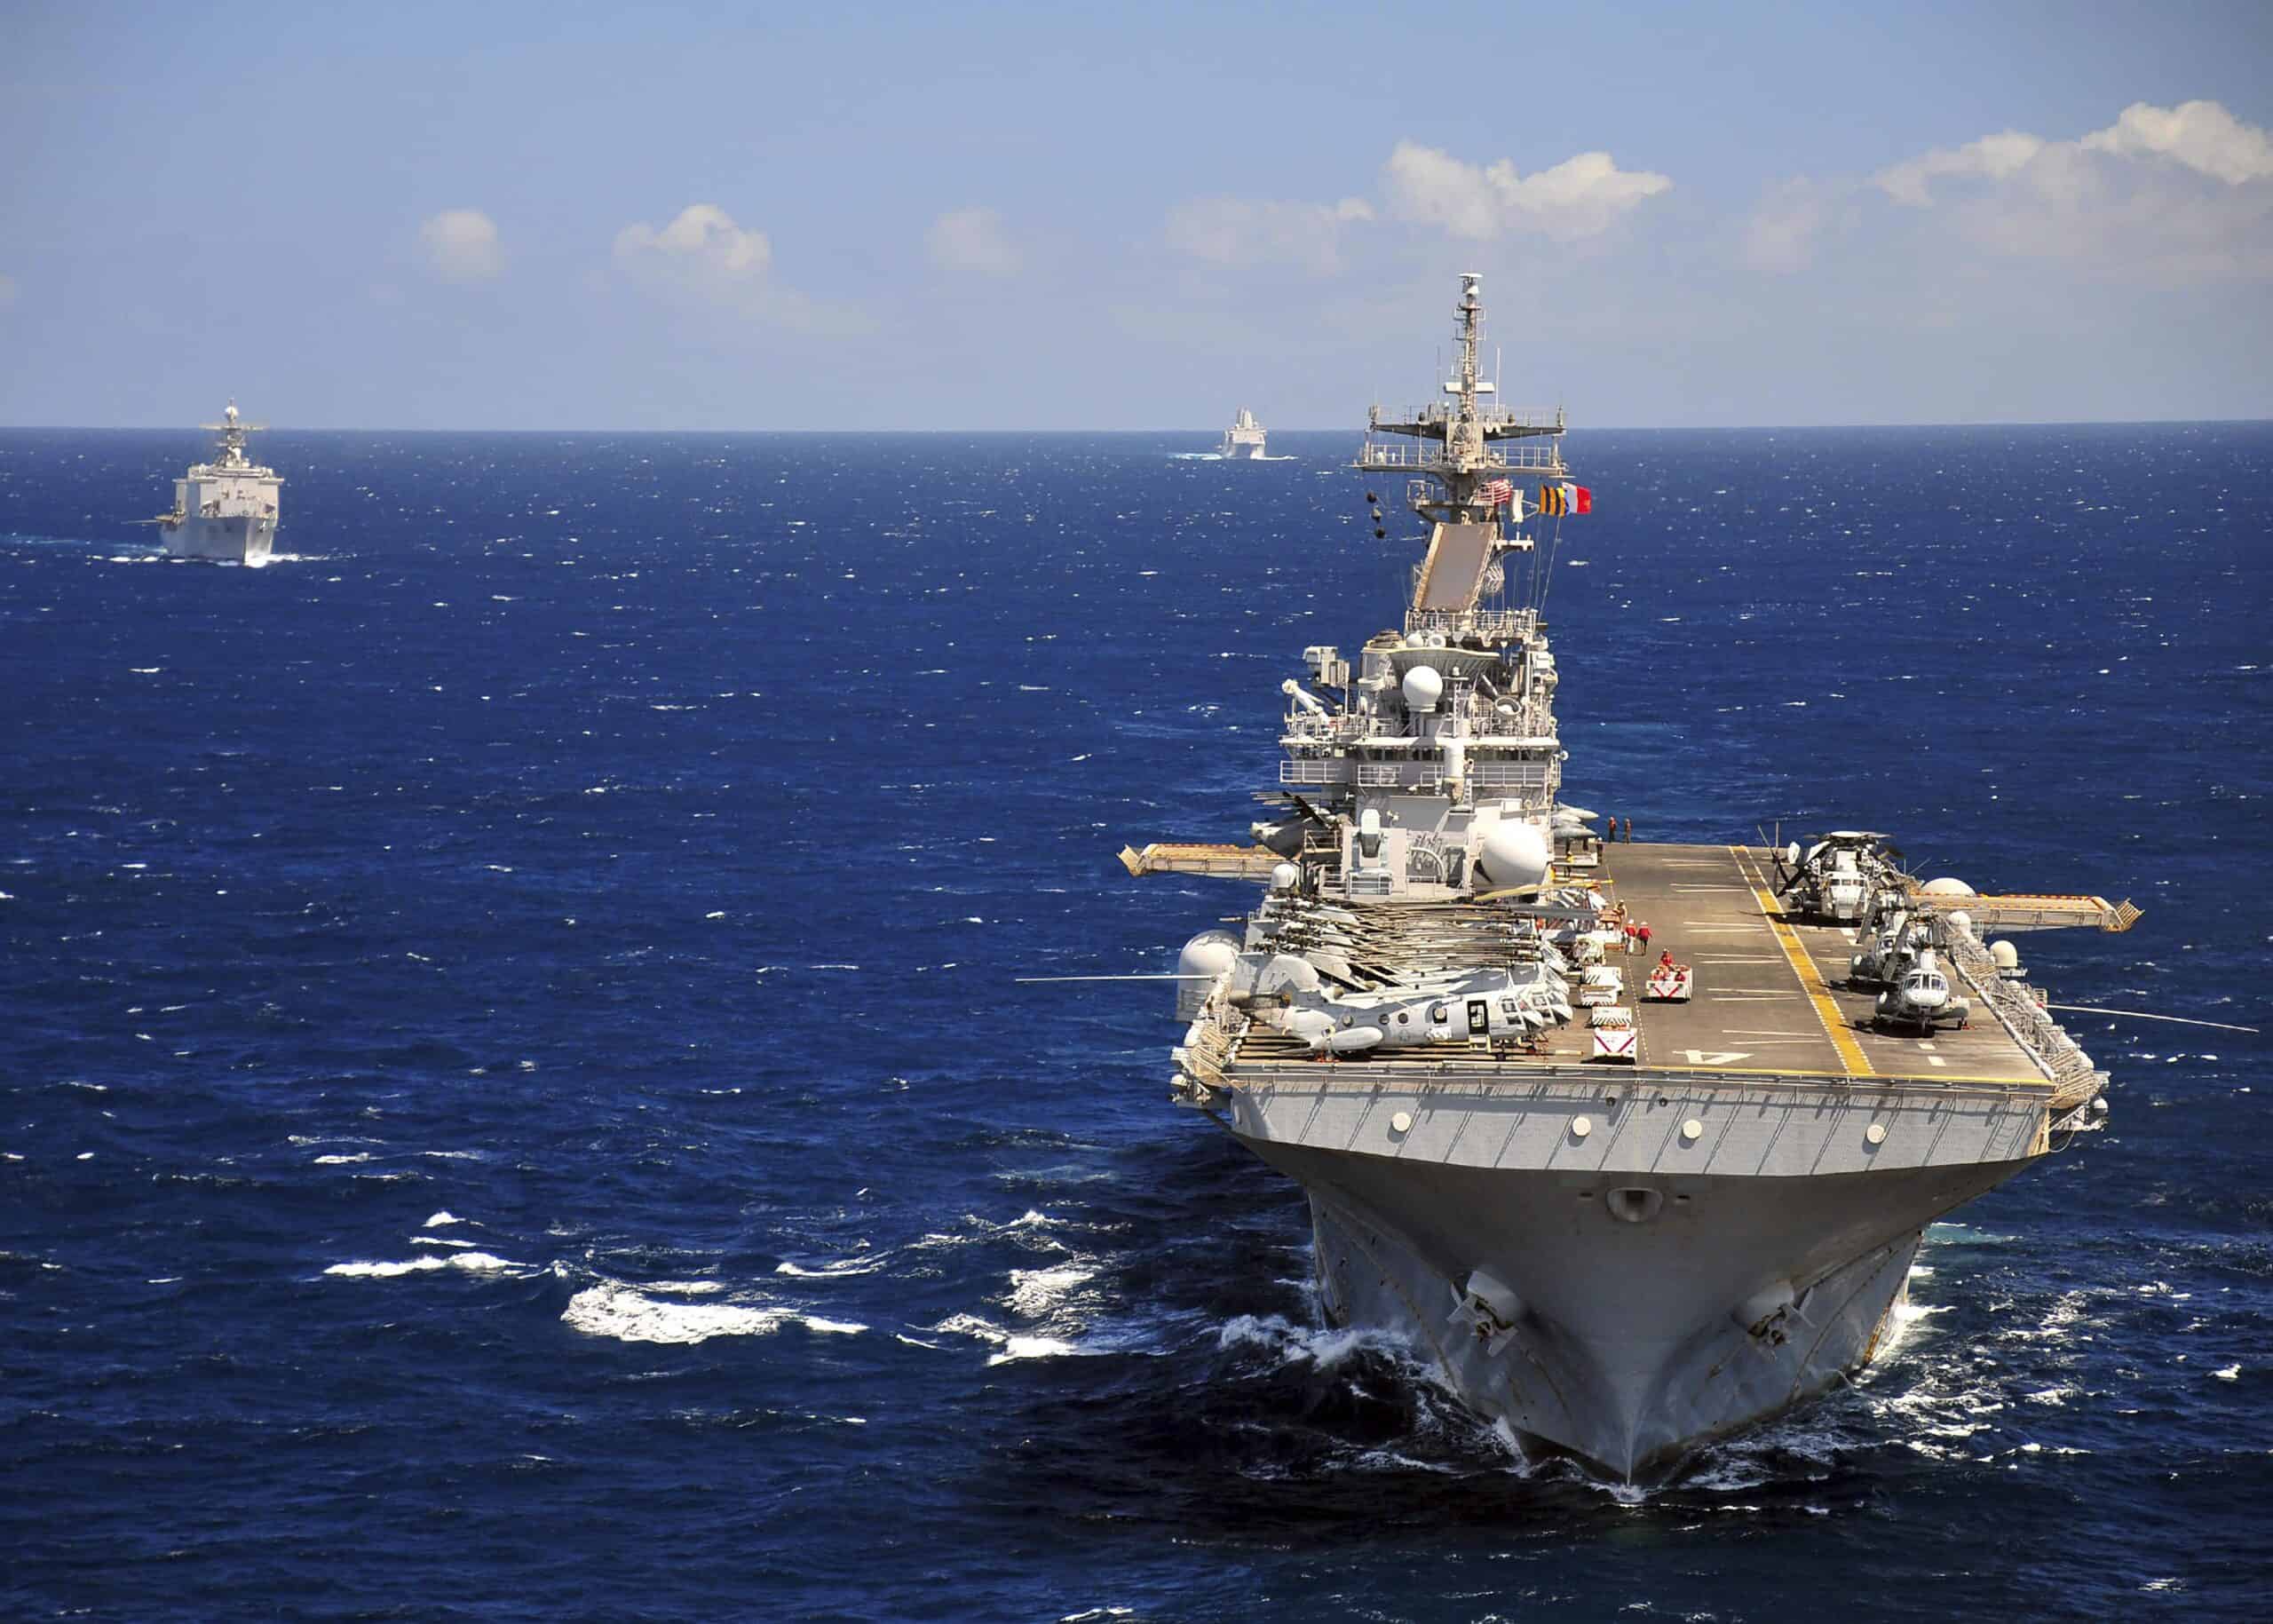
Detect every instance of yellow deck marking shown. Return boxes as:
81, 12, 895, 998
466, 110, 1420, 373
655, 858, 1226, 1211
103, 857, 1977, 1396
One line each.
1732, 845, 1875, 1078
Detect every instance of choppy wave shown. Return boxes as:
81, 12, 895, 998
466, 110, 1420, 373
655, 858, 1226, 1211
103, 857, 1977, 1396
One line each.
561, 1279, 866, 1345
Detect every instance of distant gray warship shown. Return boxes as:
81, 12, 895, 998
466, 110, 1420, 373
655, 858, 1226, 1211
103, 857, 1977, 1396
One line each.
1220, 407, 1266, 460
1121, 274, 2135, 1480
154, 402, 281, 564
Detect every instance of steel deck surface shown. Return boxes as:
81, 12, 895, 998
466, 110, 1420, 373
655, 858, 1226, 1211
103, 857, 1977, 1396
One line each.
1229, 842, 2054, 1088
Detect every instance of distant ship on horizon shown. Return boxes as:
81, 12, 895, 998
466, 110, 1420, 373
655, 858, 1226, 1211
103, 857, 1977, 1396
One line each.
154, 402, 281, 565
1220, 407, 1266, 461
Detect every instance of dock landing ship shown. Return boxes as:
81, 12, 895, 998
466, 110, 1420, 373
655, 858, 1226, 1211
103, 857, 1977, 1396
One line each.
154, 402, 281, 564
1118, 274, 2136, 1481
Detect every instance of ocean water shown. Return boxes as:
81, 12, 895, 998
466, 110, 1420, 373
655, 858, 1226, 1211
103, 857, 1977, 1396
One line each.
1, 423, 2268, 1620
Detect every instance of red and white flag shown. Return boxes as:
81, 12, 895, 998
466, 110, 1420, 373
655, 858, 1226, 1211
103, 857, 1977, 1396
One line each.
1481, 478, 1514, 508
1560, 482, 1593, 515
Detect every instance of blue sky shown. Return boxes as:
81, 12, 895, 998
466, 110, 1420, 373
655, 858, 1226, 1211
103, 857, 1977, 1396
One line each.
3, 0, 2269, 428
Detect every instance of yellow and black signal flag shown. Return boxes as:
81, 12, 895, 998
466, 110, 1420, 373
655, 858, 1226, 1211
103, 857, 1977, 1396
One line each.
1536, 483, 1569, 517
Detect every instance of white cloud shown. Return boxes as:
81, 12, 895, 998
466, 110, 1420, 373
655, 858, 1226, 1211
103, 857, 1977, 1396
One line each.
1164, 194, 1374, 273
2080, 99, 2273, 185
1874, 131, 2044, 207
1382, 141, 1672, 242
418, 209, 504, 282
1875, 99, 2273, 205
1859, 99, 2273, 285
925, 207, 1021, 276
611, 203, 869, 335
613, 203, 772, 285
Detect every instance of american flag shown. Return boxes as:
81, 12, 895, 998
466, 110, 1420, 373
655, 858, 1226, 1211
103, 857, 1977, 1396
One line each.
1480, 479, 1514, 508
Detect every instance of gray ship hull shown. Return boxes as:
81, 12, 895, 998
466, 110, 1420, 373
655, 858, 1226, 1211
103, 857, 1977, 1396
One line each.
162, 513, 275, 565
1217, 1069, 2047, 1478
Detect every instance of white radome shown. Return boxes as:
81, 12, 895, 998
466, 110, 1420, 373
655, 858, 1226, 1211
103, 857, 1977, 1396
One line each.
1921, 877, 1976, 897
1477, 820, 1550, 889
1176, 931, 1240, 982
1401, 665, 1443, 711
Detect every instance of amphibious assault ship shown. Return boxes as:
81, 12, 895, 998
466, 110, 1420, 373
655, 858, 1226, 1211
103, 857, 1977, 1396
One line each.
154, 402, 281, 564
1120, 274, 2135, 1480
1221, 407, 1267, 460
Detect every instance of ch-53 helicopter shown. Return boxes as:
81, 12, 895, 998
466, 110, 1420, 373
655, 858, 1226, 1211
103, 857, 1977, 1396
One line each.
1775, 830, 1903, 923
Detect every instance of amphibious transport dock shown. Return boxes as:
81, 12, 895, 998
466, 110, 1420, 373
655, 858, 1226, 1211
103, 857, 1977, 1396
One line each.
1119, 274, 2132, 1481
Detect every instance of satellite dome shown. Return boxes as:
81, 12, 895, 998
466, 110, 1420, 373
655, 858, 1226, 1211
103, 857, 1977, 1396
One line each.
1477, 820, 1550, 889
1946, 909, 1973, 937
1921, 877, 1976, 897
1990, 939, 2021, 971
1176, 931, 1240, 984
1270, 862, 1299, 892
1401, 665, 1443, 711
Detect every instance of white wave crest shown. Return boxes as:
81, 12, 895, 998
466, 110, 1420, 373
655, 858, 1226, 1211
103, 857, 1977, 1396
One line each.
561, 1280, 865, 1345
774, 1255, 886, 1279
1005, 1263, 1096, 1318
930, 1310, 1081, 1365
1216, 1312, 1413, 1371
325, 1256, 447, 1279
323, 1251, 520, 1279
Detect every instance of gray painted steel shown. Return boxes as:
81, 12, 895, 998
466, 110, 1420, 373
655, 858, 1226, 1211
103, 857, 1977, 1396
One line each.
1133, 275, 2115, 1480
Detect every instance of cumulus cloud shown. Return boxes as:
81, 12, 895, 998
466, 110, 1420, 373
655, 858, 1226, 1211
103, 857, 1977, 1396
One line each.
2080, 99, 2273, 184
925, 207, 1021, 276
418, 209, 504, 282
614, 203, 772, 285
1164, 194, 1374, 273
1876, 99, 2273, 205
1874, 131, 2045, 207
1382, 141, 1672, 242
1860, 99, 2273, 284
611, 202, 870, 334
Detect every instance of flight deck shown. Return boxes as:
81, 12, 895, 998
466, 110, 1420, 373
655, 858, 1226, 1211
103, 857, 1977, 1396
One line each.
1226, 841, 2057, 1089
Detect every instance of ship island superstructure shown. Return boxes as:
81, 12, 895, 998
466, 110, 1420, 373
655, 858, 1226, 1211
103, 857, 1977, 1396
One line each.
155, 402, 281, 564
1220, 407, 1267, 460
1119, 274, 2134, 1480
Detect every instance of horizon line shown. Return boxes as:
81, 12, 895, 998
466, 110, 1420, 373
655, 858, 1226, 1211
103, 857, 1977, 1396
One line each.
3, 416, 2269, 436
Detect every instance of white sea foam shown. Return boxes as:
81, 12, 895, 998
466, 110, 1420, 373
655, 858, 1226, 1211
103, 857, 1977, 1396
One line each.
325, 1256, 447, 1279
423, 1210, 463, 1227
774, 1256, 885, 1279
561, 1279, 865, 1344
410, 1235, 475, 1248
324, 1251, 519, 1279
2213, 1364, 2241, 1381
1216, 1311, 1413, 1371
1005, 1264, 1096, 1318
931, 1311, 1081, 1364
313, 1153, 374, 1165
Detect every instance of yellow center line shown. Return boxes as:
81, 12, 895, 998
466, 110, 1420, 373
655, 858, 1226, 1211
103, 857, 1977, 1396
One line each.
1730, 844, 1875, 1078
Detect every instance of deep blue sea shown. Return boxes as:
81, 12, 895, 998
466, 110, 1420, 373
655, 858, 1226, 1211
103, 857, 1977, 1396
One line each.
2, 424, 2269, 1620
